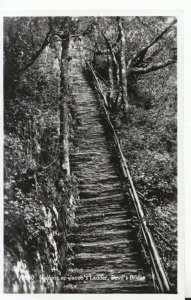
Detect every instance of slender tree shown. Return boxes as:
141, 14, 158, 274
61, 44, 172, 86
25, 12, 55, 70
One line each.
58, 29, 70, 175
117, 17, 129, 112
100, 30, 122, 108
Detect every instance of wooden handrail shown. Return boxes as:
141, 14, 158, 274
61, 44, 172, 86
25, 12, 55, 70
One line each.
85, 60, 171, 293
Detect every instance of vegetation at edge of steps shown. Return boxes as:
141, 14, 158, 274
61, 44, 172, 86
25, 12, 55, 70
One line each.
4, 26, 79, 292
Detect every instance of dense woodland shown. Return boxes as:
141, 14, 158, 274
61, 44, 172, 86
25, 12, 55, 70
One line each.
4, 16, 177, 293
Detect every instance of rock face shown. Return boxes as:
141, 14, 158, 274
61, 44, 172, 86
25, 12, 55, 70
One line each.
62, 41, 155, 293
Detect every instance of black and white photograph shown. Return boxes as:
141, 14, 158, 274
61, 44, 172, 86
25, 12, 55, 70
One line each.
3, 14, 179, 294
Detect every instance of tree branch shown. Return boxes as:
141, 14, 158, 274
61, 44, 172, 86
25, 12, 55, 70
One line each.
14, 30, 52, 75
131, 58, 176, 74
127, 18, 177, 68
144, 46, 164, 63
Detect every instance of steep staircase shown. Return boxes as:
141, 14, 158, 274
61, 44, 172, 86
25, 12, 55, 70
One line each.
62, 41, 155, 293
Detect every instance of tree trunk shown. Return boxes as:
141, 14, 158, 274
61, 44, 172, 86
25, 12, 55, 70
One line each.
59, 39, 70, 176
113, 52, 122, 109
117, 17, 129, 112
107, 52, 115, 107
100, 31, 122, 108
92, 41, 97, 68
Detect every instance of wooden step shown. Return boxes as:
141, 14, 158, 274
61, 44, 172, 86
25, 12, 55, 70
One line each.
62, 282, 154, 294
76, 211, 129, 224
67, 228, 136, 242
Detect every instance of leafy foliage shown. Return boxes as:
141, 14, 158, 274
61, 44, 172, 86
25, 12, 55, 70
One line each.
4, 19, 79, 292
